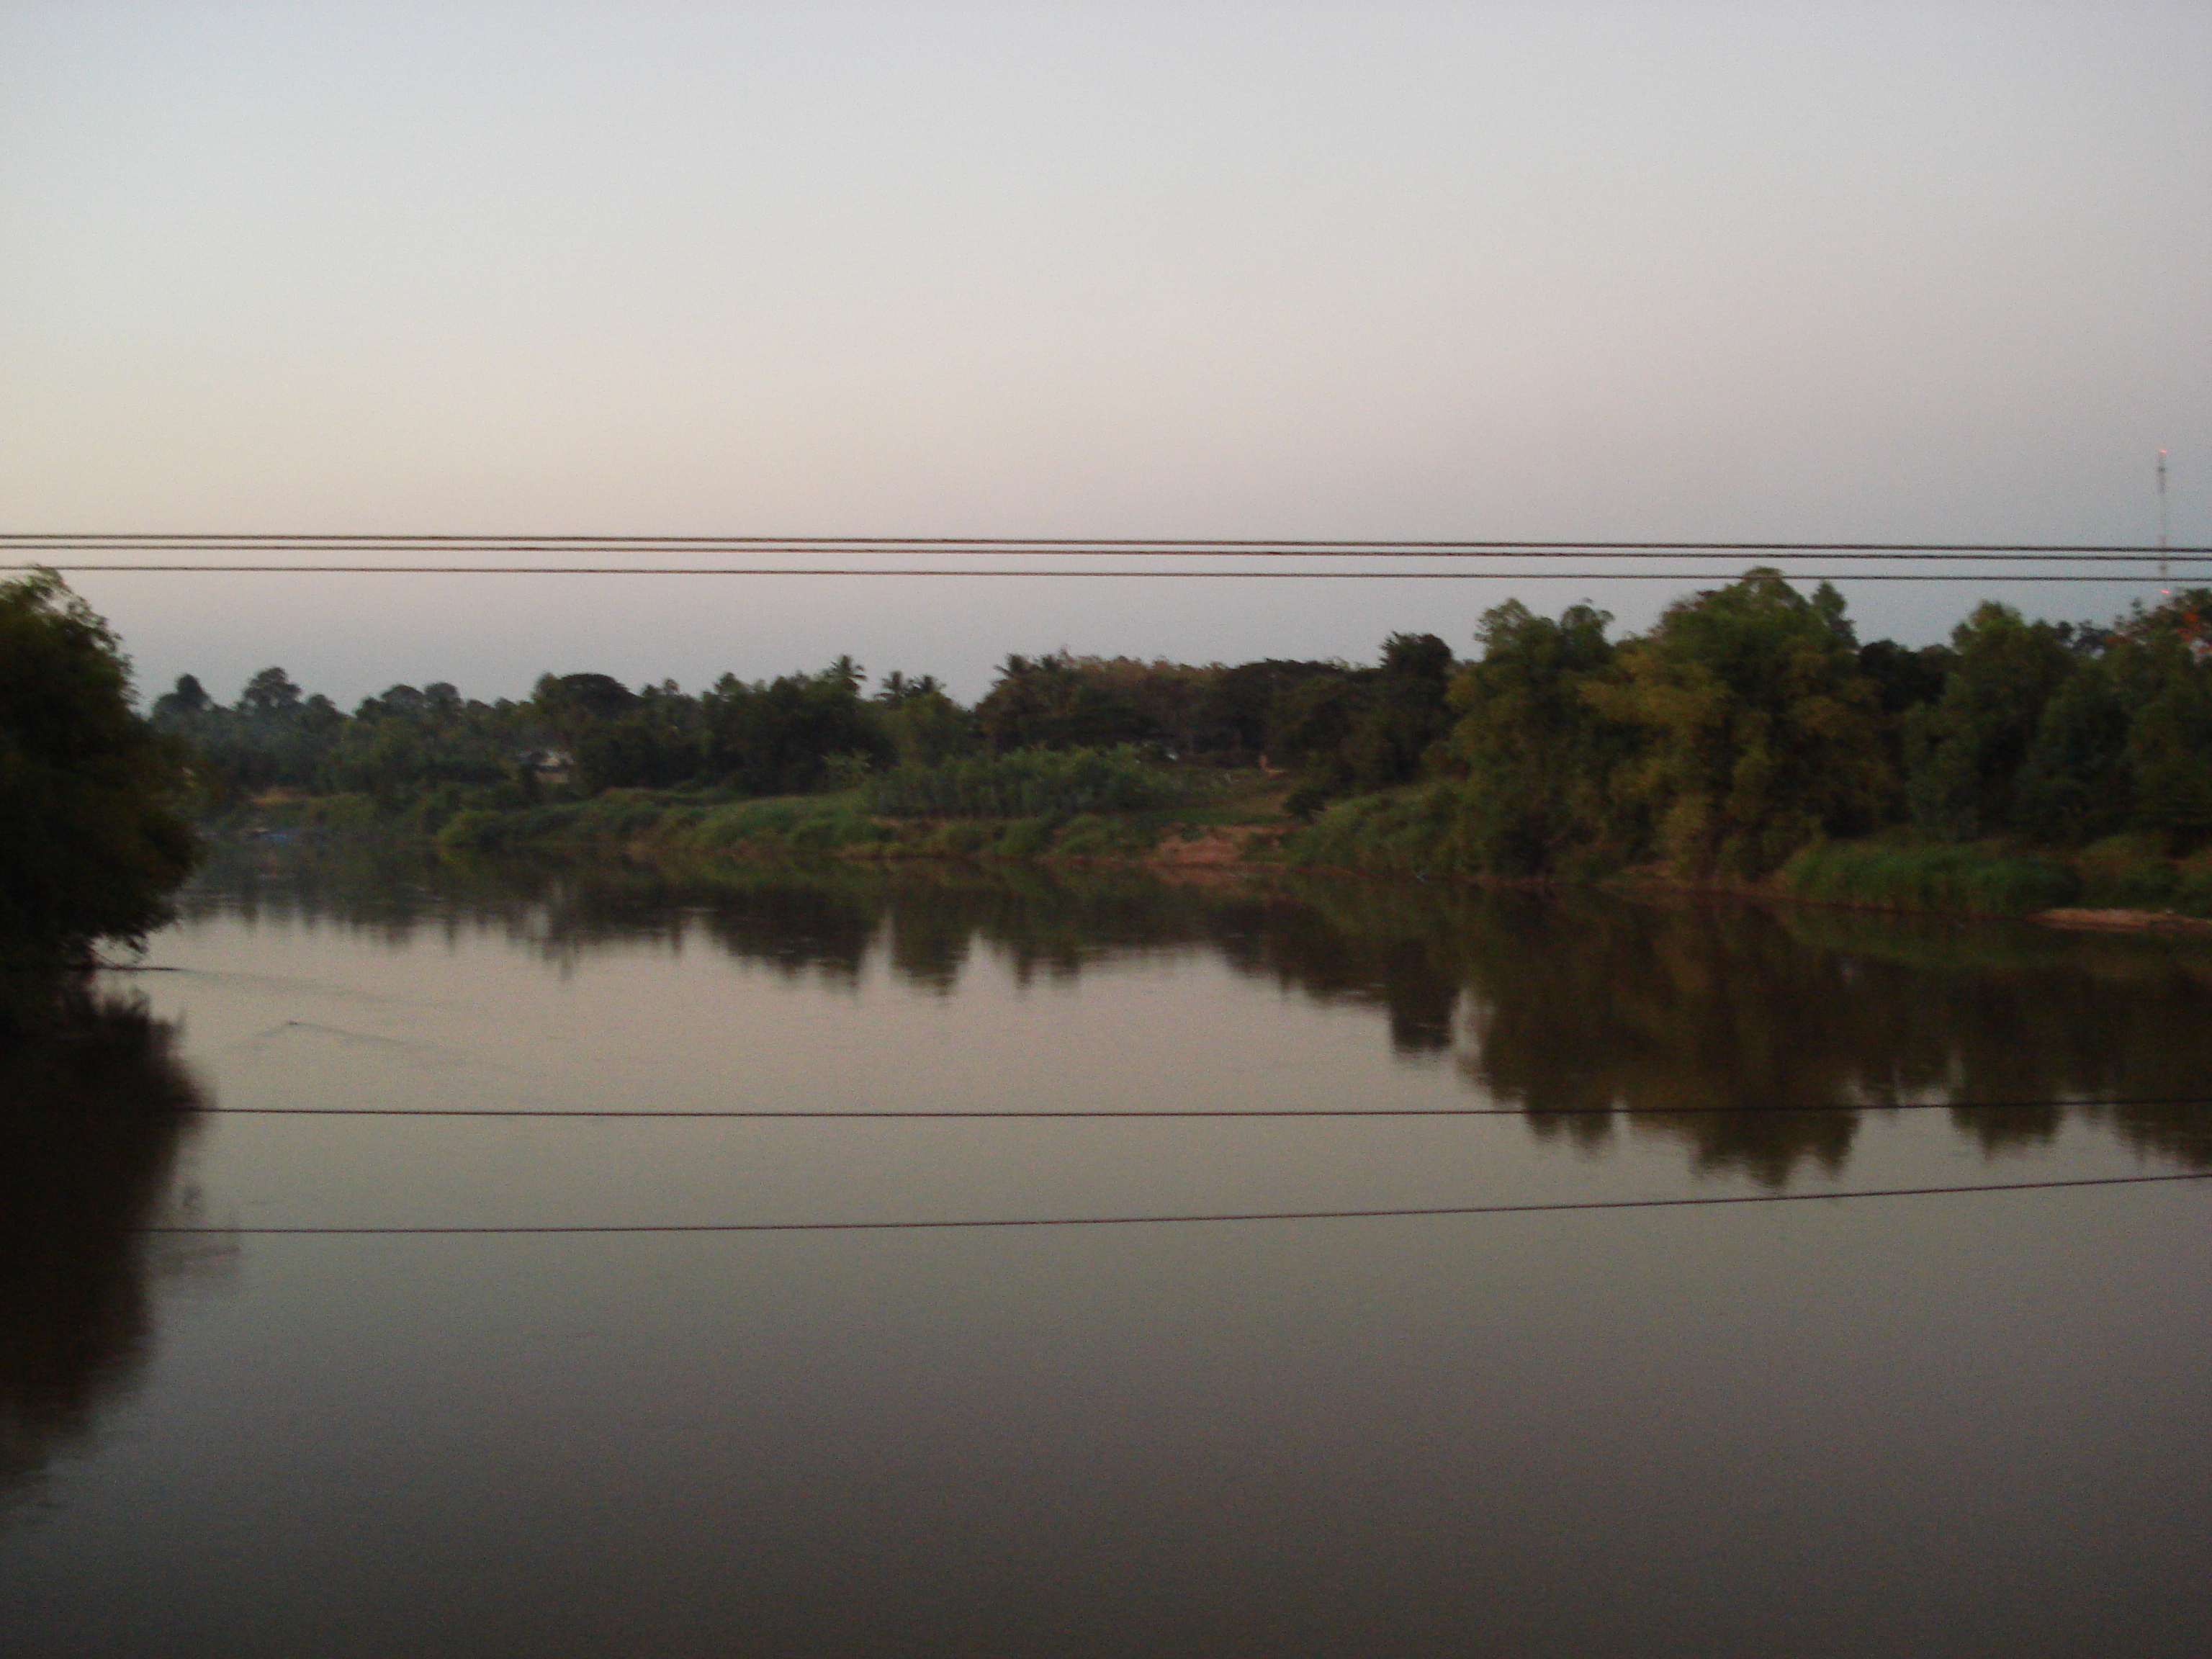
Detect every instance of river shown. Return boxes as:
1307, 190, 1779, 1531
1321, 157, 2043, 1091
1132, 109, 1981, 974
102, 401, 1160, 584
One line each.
4, 848, 2208, 1656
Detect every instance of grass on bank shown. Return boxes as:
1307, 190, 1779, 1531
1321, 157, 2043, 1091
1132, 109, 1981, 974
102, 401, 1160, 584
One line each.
415, 752, 1282, 863
861, 745, 1193, 819
1277, 782, 1463, 874
223, 765, 2212, 923
1781, 834, 2212, 919
1278, 780, 2212, 921
1781, 839, 2081, 917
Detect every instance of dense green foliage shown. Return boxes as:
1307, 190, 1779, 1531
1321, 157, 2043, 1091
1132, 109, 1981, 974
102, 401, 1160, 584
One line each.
147, 667, 349, 797
1273, 633, 1457, 815
972, 651, 1355, 763
1442, 601, 1630, 875
1399, 575, 2212, 888
863, 747, 1190, 819
425, 780, 1257, 865
1782, 840, 2086, 917
147, 572, 2212, 912
0, 573, 198, 970
149, 642, 1433, 831
1588, 572, 1892, 876
1779, 835, 2212, 918
1902, 603, 2082, 840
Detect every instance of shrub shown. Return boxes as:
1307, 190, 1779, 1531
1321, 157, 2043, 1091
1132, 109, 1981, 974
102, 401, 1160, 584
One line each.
993, 817, 1059, 858
1781, 840, 2080, 915
435, 809, 510, 853
1286, 782, 1464, 874
863, 746, 1190, 819
688, 797, 884, 853
2076, 835, 2179, 909
1052, 814, 1163, 858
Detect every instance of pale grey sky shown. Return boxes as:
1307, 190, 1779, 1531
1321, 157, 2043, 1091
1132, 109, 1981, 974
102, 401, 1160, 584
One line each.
4, 2, 2207, 704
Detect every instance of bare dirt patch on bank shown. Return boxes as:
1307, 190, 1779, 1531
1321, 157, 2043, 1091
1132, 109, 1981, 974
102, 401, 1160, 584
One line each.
2036, 907, 2212, 935
1146, 826, 1281, 868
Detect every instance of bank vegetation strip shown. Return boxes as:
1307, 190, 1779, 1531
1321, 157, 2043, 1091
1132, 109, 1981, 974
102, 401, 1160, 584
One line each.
14, 561, 2212, 997
123, 565, 2212, 924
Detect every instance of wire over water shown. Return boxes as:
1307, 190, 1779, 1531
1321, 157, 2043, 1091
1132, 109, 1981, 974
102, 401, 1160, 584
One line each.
132, 1172, 2212, 1235
148, 1093, 2212, 1120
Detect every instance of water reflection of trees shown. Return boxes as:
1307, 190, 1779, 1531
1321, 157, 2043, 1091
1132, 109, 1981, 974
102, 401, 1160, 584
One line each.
1304, 884, 2212, 1183
181, 848, 2212, 1183
0, 988, 213, 1507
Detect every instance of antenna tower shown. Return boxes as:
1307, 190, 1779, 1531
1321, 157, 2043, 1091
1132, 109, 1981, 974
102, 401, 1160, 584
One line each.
2158, 450, 2170, 585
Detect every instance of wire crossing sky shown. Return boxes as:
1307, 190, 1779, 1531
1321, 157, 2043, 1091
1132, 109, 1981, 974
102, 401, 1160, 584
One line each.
7, 565, 2200, 583
4, 4, 2208, 702
8, 536, 2211, 558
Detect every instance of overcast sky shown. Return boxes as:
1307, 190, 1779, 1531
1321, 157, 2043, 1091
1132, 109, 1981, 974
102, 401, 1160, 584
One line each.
4, 1, 2208, 705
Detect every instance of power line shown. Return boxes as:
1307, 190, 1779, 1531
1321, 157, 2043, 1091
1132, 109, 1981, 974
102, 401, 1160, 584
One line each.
8, 535, 2209, 554
4, 565, 2192, 583
156, 1094, 2212, 1120
14, 532, 2207, 580
132, 1170, 2212, 1235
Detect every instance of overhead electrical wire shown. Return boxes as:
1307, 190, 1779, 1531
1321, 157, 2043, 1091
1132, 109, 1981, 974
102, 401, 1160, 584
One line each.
132, 1170, 2212, 1235
12, 533, 2204, 580
7, 534, 2209, 554
4, 565, 2194, 583
148, 1093, 2212, 1120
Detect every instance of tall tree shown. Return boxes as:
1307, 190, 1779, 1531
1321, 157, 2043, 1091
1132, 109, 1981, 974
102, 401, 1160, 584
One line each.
1584, 571, 1891, 877
974, 653, 1156, 752
1445, 601, 1632, 874
2108, 592, 2212, 848
1903, 603, 2080, 840
0, 573, 198, 971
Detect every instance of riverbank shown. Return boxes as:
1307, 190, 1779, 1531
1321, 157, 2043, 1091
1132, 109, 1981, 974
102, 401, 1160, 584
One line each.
219, 778, 2212, 931
1777, 835, 2212, 924
223, 775, 1297, 871
1284, 783, 2212, 927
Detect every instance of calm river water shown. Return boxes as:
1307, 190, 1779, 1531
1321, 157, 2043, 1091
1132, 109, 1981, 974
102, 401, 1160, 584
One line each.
4, 849, 2210, 1657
